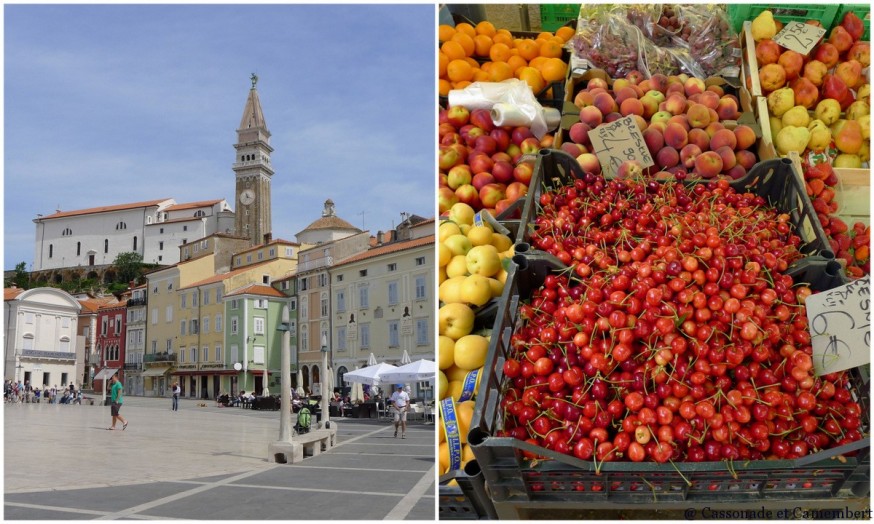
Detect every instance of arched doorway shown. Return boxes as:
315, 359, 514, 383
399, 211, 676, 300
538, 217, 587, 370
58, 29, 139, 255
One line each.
301, 365, 310, 394
312, 365, 320, 396
337, 366, 348, 397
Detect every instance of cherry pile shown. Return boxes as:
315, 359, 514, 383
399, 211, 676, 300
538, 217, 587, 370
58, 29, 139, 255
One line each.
498, 174, 864, 465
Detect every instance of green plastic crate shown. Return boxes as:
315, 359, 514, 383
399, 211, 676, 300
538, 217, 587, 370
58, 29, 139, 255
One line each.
834, 4, 871, 41
540, 4, 579, 32
728, 4, 840, 33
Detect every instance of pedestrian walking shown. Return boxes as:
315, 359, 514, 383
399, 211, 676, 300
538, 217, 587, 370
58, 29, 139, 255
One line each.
171, 381, 180, 411
107, 374, 128, 431
390, 385, 410, 439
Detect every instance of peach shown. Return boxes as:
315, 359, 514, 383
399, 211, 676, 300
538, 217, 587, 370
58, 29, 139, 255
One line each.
708, 108, 720, 125
665, 94, 687, 115
612, 78, 631, 92
700, 91, 721, 111
605, 112, 623, 123
684, 77, 706, 97
733, 125, 757, 150
579, 106, 603, 128
656, 146, 680, 169
649, 74, 669, 93
694, 151, 724, 178
614, 86, 639, 105
688, 128, 711, 151
790, 77, 819, 109
735, 150, 757, 170
574, 90, 595, 108
680, 144, 702, 169
651, 111, 673, 126
593, 92, 618, 115
715, 146, 737, 170
576, 153, 601, 175
455, 184, 481, 208
666, 83, 685, 97
472, 172, 496, 191
620, 97, 645, 117
665, 122, 689, 150
706, 84, 725, 97
756, 39, 782, 66
803, 60, 828, 87
626, 70, 645, 85
705, 121, 726, 138
710, 129, 738, 151
686, 103, 711, 129
643, 127, 665, 156
616, 159, 645, 179
813, 43, 839, 69
668, 115, 690, 130
587, 77, 609, 91
560, 142, 587, 158
631, 114, 648, 132
778, 50, 804, 81
717, 97, 740, 121
568, 122, 592, 145
759, 63, 786, 93
725, 164, 747, 180
640, 94, 660, 119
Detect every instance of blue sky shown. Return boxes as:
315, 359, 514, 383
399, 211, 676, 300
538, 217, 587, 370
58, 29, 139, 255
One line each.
4, 4, 436, 271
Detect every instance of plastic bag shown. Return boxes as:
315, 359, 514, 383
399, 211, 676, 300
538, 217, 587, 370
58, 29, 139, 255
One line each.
676, 5, 740, 77
625, 4, 679, 47
446, 79, 558, 138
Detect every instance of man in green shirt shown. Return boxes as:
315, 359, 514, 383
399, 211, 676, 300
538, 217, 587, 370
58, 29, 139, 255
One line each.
108, 374, 128, 431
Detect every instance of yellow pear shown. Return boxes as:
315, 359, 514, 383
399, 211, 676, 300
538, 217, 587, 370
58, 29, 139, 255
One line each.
445, 254, 470, 278
767, 88, 795, 118
769, 116, 783, 144
775, 126, 811, 155
438, 336, 455, 370
815, 99, 842, 125
466, 225, 495, 246
807, 119, 832, 152
782, 106, 810, 128
439, 242, 452, 267
439, 275, 467, 303
439, 221, 462, 243
751, 10, 777, 42
460, 274, 493, 307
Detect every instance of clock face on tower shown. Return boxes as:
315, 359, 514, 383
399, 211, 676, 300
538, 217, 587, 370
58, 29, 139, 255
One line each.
239, 189, 256, 205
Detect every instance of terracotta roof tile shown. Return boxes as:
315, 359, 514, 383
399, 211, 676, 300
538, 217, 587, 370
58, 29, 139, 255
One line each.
37, 199, 172, 220
299, 215, 360, 233
178, 260, 275, 290
225, 284, 287, 298
78, 297, 119, 313
4, 288, 25, 300
335, 235, 434, 266
164, 199, 224, 211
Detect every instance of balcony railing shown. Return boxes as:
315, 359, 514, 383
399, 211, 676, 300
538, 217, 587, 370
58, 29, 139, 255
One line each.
127, 297, 148, 307
123, 363, 142, 370
143, 352, 177, 363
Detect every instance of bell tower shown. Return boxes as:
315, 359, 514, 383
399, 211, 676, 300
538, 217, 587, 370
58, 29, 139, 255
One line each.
234, 73, 273, 246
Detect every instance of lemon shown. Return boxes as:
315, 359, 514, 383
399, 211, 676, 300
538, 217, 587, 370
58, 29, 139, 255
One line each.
439, 275, 467, 304
438, 370, 449, 400
439, 242, 452, 267
460, 274, 492, 307
439, 221, 462, 242
454, 334, 489, 370
438, 335, 455, 370
466, 225, 494, 246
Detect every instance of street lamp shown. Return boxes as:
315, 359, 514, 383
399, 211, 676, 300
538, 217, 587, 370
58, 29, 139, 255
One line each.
268, 304, 302, 463
321, 333, 330, 429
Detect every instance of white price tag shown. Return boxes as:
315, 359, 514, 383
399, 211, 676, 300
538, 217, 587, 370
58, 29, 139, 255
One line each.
805, 275, 871, 375
587, 116, 654, 177
773, 21, 827, 56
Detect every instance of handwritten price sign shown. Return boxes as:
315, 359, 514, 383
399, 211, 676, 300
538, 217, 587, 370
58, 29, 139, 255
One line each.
805, 275, 871, 376
773, 21, 827, 56
587, 116, 654, 177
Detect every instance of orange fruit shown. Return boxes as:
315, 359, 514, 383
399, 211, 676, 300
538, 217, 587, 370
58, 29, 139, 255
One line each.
506, 54, 527, 72
488, 61, 513, 82
447, 59, 474, 82
454, 80, 472, 90
439, 79, 452, 97
439, 52, 449, 78
451, 32, 475, 57
518, 66, 546, 93
555, 26, 575, 43
480, 62, 494, 73
539, 40, 563, 59
439, 24, 457, 43
475, 20, 497, 37
473, 34, 493, 57
516, 39, 540, 61
489, 42, 512, 63
464, 57, 479, 69
455, 22, 476, 38
529, 56, 549, 72
441, 40, 466, 61
493, 30, 513, 46
537, 31, 554, 41
541, 58, 568, 83
473, 69, 489, 82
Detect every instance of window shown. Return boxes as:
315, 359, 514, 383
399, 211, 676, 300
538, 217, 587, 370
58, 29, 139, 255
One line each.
359, 269, 367, 277
133, 236, 138, 251
203, 317, 209, 333
388, 263, 397, 272
104, 239, 109, 253
337, 274, 344, 282
215, 345, 222, 362
359, 323, 370, 349
321, 294, 328, 317
300, 278, 308, 291
215, 314, 222, 331
336, 291, 346, 312
231, 299, 239, 310
202, 346, 209, 362
159, 241, 164, 250
190, 319, 199, 334
235, 256, 241, 266
416, 256, 426, 266
183, 225, 188, 231
388, 320, 400, 347
77, 242, 81, 256
151, 340, 157, 353
415, 275, 427, 300
101, 318, 108, 335
246, 254, 252, 263
359, 285, 369, 308
231, 345, 239, 363
231, 317, 239, 334
285, 247, 294, 257
262, 275, 270, 285
301, 299, 308, 319
416, 318, 429, 345
289, 320, 297, 335
388, 281, 399, 305
181, 293, 187, 308
49, 244, 53, 258
203, 290, 209, 305
216, 288, 223, 302
166, 339, 172, 352
337, 327, 346, 351
194, 210, 206, 218
289, 298, 297, 311
254, 346, 265, 364
190, 348, 197, 363
24, 312, 34, 324
62, 317, 70, 329
22, 335, 34, 351
254, 317, 265, 335
318, 273, 327, 287
116, 221, 127, 230
151, 308, 158, 324
165, 306, 173, 322
258, 251, 264, 260
192, 292, 198, 307
301, 325, 309, 352
269, 248, 275, 257
62, 227, 72, 236
60, 337, 70, 352
168, 282, 173, 291
160, 228, 164, 234
255, 299, 268, 309
179, 346, 186, 363
115, 315, 122, 334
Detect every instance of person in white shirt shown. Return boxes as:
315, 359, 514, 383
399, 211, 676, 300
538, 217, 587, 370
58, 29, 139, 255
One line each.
390, 385, 411, 438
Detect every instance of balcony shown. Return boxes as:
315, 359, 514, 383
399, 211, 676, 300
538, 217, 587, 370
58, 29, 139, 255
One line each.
124, 363, 142, 370
143, 352, 177, 363
127, 297, 148, 307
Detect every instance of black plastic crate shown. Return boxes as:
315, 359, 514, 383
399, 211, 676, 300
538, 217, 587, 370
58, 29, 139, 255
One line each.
439, 461, 498, 519
467, 253, 870, 511
516, 149, 835, 261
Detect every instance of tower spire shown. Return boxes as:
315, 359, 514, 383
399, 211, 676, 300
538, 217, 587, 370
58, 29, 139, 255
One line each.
234, 75, 274, 247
